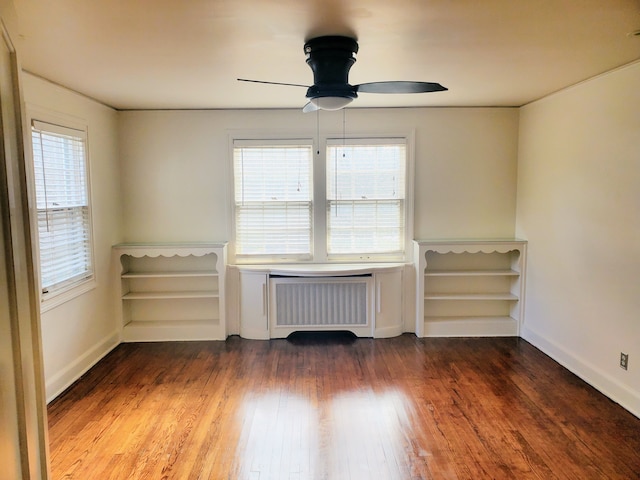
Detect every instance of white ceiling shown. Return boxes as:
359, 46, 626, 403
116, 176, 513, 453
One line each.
12, 0, 640, 110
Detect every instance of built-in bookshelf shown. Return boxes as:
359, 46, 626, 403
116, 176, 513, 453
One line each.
113, 243, 227, 341
414, 240, 527, 337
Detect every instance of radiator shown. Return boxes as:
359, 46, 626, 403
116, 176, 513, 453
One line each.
270, 276, 372, 332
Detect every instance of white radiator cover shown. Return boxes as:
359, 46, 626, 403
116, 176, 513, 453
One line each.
269, 276, 374, 337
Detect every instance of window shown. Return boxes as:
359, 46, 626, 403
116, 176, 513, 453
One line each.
326, 139, 406, 259
233, 140, 313, 260
31, 120, 93, 298
232, 135, 411, 263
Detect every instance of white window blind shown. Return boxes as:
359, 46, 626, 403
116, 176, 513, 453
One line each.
32, 120, 93, 295
326, 139, 406, 256
233, 141, 313, 258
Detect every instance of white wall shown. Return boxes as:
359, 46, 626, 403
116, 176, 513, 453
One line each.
22, 73, 122, 402
119, 107, 519, 334
516, 62, 640, 416
118, 107, 519, 244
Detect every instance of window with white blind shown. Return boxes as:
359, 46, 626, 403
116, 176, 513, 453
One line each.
31, 120, 93, 298
326, 139, 407, 258
232, 135, 411, 263
233, 140, 313, 260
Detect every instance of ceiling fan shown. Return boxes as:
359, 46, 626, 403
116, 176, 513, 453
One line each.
238, 35, 447, 112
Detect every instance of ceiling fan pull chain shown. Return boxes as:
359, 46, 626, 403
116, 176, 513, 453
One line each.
316, 109, 320, 155
342, 108, 346, 151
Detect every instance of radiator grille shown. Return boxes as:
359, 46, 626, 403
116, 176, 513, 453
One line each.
275, 280, 368, 327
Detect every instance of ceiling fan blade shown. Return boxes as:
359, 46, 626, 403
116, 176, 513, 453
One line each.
356, 81, 447, 94
302, 101, 319, 113
237, 78, 309, 88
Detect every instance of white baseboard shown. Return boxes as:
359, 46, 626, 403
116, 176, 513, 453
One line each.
375, 324, 404, 338
422, 316, 518, 337
45, 331, 120, 404
521, 326, 640, 419
122, 320, 226, 342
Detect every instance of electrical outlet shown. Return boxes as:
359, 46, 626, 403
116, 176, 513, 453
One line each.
620, 352, 629, 370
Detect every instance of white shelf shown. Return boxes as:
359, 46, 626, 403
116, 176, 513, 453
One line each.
424, 292, 518, 301
414, 240, 527, 338
123, 290, 219, 300
425, 315, 515, 322
425, 269, 518, 277
121, 271, 218, 279
113, 243, 227, 341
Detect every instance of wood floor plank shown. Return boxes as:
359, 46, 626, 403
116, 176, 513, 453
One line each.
47, 335, 640, 479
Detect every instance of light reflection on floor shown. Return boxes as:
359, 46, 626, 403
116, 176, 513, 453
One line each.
234, 389, 417, 479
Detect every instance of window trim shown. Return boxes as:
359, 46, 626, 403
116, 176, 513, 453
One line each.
231, 137, 315, 264
27, 106, 96, 311
228, 130, 414, 265
324, 136, 411, 262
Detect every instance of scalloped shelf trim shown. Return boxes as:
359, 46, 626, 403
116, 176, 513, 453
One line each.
118, 250, 218, 259
113, 243, 226, 259
424, 245, 522, 254
415, 240, 526, 255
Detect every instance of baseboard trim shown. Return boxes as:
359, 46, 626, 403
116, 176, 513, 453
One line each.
422, 316, 518, 337
521, 326, 640, 419
122, 321, 226, 342
45, 331, 120, 404
374, 324, 404, 339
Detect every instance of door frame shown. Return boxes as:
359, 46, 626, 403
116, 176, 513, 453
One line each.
0, 12, 50, 480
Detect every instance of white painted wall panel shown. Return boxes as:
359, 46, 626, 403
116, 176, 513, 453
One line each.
516, 62, 640, 416
118, 107, 519, 244
22, 73, 122, 401
119, 107, 518, 335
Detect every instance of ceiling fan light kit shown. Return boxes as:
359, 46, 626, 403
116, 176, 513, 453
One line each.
309, 96, 354, 111
239, 35, 447, 112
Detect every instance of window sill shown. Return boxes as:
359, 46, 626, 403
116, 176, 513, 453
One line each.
236, 262, 407, 277
40, 278, 96, 313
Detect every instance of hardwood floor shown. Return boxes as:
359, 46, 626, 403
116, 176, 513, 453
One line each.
47, 334, 640, 479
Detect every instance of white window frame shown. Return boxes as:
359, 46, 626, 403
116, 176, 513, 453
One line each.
229, 131, 414, 265
231, 138, 315, 263
325, 137, 410, 262
28, 110, 95, 311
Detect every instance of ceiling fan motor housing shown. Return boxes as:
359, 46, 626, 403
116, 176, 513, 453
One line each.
304, 36, 359, 100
